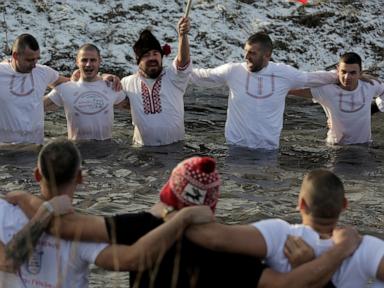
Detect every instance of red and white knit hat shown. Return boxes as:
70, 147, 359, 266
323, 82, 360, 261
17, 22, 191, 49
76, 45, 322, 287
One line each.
159, 156, 221, 211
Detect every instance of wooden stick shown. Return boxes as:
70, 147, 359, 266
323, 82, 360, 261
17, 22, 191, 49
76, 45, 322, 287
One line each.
184, 0, 193, 17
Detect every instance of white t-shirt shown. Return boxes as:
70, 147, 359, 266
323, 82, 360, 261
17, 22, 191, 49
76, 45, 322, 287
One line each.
0, 200, 108, 288
48, 80, 126, 140
122, 60, 191, 146
0, 62, 59, 144
311, 80, 384, 145
191, 62, 337, 150
252, 218, 384, 288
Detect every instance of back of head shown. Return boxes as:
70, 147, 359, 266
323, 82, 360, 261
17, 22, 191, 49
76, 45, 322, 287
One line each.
38, 139, 81, 194
77, 43, 101, 58
339, 52, 362, 70
133, 29, 163, 64
160, 156, 221, 212
246, 32, 273, 54
12, 34, 39, 54
301, 169, 345, 219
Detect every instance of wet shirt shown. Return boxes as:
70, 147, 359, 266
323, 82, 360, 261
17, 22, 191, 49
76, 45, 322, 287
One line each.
0, 62, 59, 144
311, 80, 384, 145
0, 200, 108, 288
253, 218, 384, 288
104, 212, 265, 288
48, 80, 126, 140
121, 59, 191, 146
191, 62, 337, 150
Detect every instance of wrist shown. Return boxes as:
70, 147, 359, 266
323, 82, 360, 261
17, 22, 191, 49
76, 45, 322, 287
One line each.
42, 201, 54, 214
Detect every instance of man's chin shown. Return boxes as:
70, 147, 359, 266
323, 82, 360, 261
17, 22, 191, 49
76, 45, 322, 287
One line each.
146, 68, 162, 79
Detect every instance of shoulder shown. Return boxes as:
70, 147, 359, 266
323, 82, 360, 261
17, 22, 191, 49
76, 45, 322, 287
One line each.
34, 64, 58, 74
121, 74, 137, 86
252, 218, 290, 232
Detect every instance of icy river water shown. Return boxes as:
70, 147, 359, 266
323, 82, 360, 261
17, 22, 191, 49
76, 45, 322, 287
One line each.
0, 86, 383, 287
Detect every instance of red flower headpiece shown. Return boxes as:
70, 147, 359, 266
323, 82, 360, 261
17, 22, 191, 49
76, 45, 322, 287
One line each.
162, 44, 171, 56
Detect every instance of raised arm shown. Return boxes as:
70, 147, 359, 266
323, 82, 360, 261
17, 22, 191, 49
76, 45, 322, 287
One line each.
94, 206, 213, 271
5, 192, 109, 243
176, 16, 190, 68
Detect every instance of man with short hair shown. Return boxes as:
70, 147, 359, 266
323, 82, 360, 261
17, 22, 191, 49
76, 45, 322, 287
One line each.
290, 52, 384, 145
0, 34, 68, 144
191, 32, 338, 150
121, 16, 191, 146
4, 157, 361, 288
0, 140, 213, 287
44, 44, 129, 140
186, 169, 384, 287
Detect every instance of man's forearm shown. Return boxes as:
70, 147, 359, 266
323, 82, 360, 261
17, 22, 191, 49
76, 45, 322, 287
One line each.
265, 243, 349, 288
177, 34, 190, 67
4, 205, 52, 271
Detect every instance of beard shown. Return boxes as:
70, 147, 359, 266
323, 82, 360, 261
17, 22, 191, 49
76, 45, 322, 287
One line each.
140, 60, 163, 79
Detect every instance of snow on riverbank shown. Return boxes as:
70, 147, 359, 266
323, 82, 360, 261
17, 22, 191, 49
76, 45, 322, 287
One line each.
0, 0, 383, 77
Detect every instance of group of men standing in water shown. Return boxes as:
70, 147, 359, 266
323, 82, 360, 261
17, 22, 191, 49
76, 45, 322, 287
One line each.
0, 14, 383, 149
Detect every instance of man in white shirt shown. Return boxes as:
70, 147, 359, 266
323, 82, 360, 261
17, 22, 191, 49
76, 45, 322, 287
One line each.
121, 16, 191, 146
44, 44, 129, 141
290, 52, 384, 145
187, 169, 384, 287
0, 34, 68, 144
191, 32, 338, 150
0, 139, 213, 287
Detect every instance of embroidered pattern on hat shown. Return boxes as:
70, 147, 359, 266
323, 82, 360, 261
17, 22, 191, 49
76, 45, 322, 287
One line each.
181, 183, 207, 205
169, 159, 220, 208
141, 76, 163, 114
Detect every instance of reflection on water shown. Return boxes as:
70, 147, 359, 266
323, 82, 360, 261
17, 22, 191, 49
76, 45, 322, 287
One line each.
0, 88, 383, 287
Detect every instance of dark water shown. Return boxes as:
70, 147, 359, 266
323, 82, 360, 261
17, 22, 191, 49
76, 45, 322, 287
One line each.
0, 86, 383, 287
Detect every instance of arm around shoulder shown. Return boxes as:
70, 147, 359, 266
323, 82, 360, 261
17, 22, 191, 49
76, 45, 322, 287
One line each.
186, 222, 267, 257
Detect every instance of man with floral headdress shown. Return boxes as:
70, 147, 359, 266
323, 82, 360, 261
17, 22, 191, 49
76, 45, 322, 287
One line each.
121, 16, 191, 146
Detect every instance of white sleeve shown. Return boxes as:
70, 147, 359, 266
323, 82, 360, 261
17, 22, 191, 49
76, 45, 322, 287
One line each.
41, 65, 60, 86
76, 241, 109, 265
359, 236, 384, 279
113, 91, 127, 105
190, 63, 232, 88
166, 58, 192, 90
252, 218, 290, 258
47, 88, 64, 106
374, 82, 384, 112
281, 64, 337, 89
310, 86, 328, 105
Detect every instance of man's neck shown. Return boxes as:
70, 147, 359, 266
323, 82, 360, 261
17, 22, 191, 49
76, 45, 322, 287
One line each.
41, 184, 75, 201
10, 59, 23, 73
302, 216, 337, 239
339, 82, 358, 91
80, 76, 99, 83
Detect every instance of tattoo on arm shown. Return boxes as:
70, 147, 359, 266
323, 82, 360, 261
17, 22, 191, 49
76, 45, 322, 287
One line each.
4, 209, 52, 270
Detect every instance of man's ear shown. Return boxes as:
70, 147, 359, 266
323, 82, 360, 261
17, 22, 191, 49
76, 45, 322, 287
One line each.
342, 197, 348, 210
12, 51, 18, 61
299, 197, 310, 212
34, 167, 42, 182
76, 170, 83, 184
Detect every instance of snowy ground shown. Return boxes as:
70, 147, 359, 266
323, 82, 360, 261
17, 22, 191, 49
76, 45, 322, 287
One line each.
0, 0, 383, 77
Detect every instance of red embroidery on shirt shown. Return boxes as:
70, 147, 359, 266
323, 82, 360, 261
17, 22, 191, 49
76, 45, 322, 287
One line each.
141, 73, 164, 114
176, 60, 190, 71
